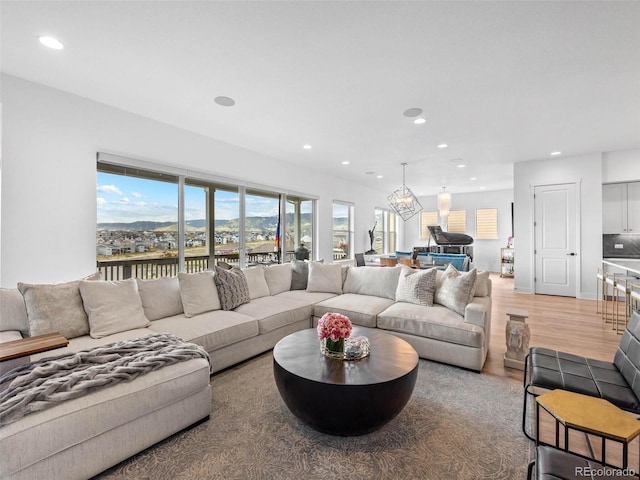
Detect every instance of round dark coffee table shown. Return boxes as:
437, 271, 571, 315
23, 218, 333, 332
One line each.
273, 326, 419, 436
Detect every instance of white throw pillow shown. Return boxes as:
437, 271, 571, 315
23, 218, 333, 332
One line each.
434, 265, 478, 316
307, 262, 343, 294
395, 266, 437, 306
136, 276, 184, 320
264, 263, 293, 295
343, 265, 402, 300
474, 271, 491, 297
178, 270, 221, 318
242, 266, 271, 300
79, 278, 151, 339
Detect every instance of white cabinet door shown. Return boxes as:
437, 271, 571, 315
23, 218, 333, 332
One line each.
627, 181, 640, 233
603, 183, 628, 234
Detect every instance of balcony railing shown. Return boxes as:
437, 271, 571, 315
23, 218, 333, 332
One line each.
97, 252, 299, 281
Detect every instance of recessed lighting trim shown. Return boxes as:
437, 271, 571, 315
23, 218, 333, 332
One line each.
437, 143, 448, 149
470, 177, 477, 181
480, 186, 486, 190
365, 171, 376, 175
457, 164, 466, 168
413, 118, 426, 125
302, 144, 312, 150
214, 96, 236, 107
376, 175, 383, 179
39, 36, 64, 50
341, 161, 349, 165
403, 108, 423, 117
550, 151, 562, 156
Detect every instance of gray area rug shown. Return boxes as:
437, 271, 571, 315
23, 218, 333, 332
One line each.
95, 353, 532, 480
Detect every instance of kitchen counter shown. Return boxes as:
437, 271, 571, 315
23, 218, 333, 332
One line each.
602, 259, 640, 278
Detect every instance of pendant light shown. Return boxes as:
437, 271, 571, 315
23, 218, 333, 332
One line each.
387, 163, 423, 221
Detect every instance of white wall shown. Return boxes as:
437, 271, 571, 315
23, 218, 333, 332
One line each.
602, 149, 640, 183
402, 189, 514, 272
0, 75, 387, 287
513, 153, 603, 298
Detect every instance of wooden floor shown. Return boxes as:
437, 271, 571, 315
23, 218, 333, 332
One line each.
484, 272, 621, 380
486, 273, 640, 473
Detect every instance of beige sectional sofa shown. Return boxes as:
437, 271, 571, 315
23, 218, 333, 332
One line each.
0, 261, 491, 480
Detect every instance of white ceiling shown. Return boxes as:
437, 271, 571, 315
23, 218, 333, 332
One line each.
2, 1, 639, 196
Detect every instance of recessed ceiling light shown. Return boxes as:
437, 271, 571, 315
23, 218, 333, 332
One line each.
214, 96, 235, 107
457, 164, 466, 168
302, 144, 312, 150
413, 118, 426, 125
470, 177, 477, 181
376, 175, 383, 179
437, 143, 448, 149
480, 186, 486, 190
550, 151, 562, 156
403, 108, 423, 117
341, 161, 350, 165
39, 36, 64, 50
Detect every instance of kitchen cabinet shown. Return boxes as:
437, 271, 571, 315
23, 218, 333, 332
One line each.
603, 182, 640, 234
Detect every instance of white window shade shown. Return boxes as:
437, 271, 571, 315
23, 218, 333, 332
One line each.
476, 208, 498, 239
420, 211, 438, 238
447, 210, 466, 233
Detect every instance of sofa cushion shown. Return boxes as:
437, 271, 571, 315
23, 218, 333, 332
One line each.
434, 265, 478, 315
0, 288, 29, 337
214, 266, 251, 310
234, 296, 313, 334
377, 302, 484, 348
136, 276, 184, 321
149, 311, 258, 352
242, 266, 270, 300
264, 263, 293, 296
313, 293, 395, 328
274, 290, 338, 304
79, 279, 151, 339
307, 262, 343, 294
395, 266, 437, 306
343, 265, 401, 300
178, 270, 221, 317
18, 280, 90, 339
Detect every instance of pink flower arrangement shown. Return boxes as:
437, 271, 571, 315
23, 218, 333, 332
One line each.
317, 312, 352, 342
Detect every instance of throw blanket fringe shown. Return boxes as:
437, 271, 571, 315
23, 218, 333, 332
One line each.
0, 333, 210, 427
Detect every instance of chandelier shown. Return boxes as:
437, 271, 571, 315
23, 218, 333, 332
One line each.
438, 187, 451, 218
387, 163, 423, 221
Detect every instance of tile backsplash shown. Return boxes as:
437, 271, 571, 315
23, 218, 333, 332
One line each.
603, 234, 640, 258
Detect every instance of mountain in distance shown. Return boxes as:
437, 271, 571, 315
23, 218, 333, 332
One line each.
97, 213, 313, 233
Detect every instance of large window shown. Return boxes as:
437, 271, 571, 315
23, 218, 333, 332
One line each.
374, 208, 397, 254
332, 202, 353, 260
97, 157, 315, 279
476, 208, 498, 239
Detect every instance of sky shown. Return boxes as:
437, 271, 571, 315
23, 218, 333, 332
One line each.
97, 172, 305, 224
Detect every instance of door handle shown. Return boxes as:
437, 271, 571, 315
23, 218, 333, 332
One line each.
567, 252, 577, 256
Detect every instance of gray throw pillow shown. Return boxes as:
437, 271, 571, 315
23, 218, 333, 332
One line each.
395, 266, 437, 306
290, 261, 309, 290
214, 266, 250, 310
434, 265, 478, 315
18, 280, 90, 339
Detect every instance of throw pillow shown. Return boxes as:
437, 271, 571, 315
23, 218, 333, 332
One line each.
307, 262, 343, 294
434, 265, 478, 316
474, 270, 491, 297
264, 263, 292, 295
79, 278, 151, 339
214, 266, 250, 310
136, 276, 184, 321
291, 260, 309, 290
0, 288, 29, 337
242, 266, 270, 300
343, 265, 402, 300
18, 280, 90, 339
395, 266, 437, 306
178, 270, 221, 318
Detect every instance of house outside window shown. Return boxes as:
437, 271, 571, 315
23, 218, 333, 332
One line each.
332, 201, 354, 260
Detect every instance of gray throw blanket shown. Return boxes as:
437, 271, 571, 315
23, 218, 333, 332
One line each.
0, 333, 211, 427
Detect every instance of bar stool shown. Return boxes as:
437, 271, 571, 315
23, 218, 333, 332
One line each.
631, 283, 640, 313
614, 276, 636, 334
603, 272, 617, 324
596, 267, 606, 317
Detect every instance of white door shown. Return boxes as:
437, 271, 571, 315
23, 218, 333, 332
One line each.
534, 183, 577, 297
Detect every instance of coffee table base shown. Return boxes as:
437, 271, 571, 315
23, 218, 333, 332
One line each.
274, 357, 418, 436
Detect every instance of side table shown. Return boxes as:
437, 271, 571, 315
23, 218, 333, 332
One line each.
0, 332, 68, 375
536, 389, 640, 470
